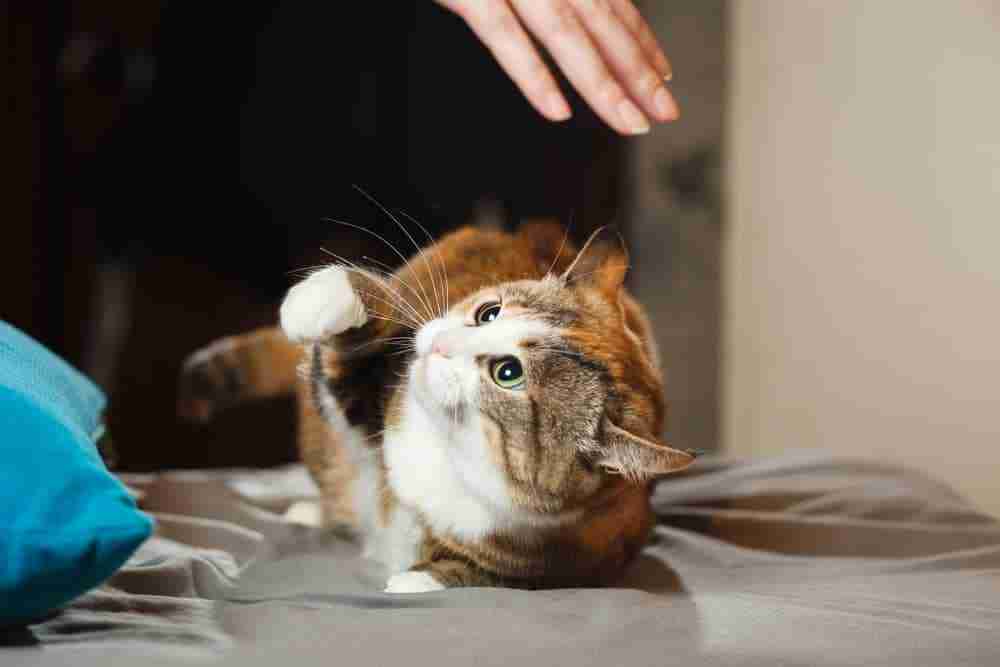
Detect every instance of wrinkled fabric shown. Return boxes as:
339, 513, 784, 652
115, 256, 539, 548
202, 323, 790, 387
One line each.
6, 451, 1000, 666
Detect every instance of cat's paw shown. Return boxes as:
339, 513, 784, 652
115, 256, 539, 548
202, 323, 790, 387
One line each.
384, 571, 446, 594
280, 266, 368, 343
283, 500, 323, 527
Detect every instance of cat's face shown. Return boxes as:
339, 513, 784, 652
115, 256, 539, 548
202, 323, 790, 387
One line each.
400, 274, 684, 513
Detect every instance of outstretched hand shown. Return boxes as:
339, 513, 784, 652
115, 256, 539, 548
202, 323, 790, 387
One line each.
436, 0, 678, 135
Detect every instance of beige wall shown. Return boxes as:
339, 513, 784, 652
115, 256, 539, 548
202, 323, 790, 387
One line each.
724, 1, 1000, 515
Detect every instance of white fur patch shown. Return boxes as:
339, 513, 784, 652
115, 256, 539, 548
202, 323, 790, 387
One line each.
414, 315, 552, 360
383, 393, 515, 541
283, 500, 323, 527
368, 503, 422, 574
312, 371, 401, 568
384, 571, 445, 594
280, 265, 367, 342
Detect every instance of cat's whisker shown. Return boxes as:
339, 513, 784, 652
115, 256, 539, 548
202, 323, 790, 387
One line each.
365, 273, 430, 329
337, 267, 424, 330
543, 218, 573, 279
364, 313, 418, 331
560, 225, 610, 281
396, 210, 447, 316
354, 291, 424, 331
565, 264, 631, 285
355, 267, 429, 328
348, 336, 415, 354
417, 248, 444, 321
361, 255, 438, 325
533, 349, 585, 359
346, 285, 422, 329
322, 216, 438, 323
351, 186, 442, 320
319, 249, 428, 329
363, 281, 431, 330
287, 263, 333, 277
399, 209, 450, 316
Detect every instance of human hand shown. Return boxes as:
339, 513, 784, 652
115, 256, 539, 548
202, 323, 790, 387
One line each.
436, 0, 678, 135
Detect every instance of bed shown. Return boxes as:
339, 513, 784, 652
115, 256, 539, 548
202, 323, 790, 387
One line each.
5, 451, 1000, 666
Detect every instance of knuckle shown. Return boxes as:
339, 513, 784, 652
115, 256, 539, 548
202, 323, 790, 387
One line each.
635, 68, 661, 95
481, 8, 521, 38
637, 22, 657, 47
572, 0, 613, 19
545, 1, 580, 38
526, 59, 554, 91
596, 76, 625, 105
615, 0, 642, 31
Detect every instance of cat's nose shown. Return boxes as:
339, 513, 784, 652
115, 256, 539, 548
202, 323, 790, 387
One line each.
430, 334, 453, 358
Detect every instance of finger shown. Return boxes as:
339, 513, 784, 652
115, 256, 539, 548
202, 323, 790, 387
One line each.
608, 0, 672, 80
569, 0, 678, 122
510, 0, 650, 135
445, 0, 572, 122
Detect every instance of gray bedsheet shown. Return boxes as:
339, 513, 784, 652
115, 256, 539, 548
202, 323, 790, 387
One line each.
5, 451, 1000, 666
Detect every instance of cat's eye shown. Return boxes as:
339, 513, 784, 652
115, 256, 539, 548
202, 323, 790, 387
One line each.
475, 302, 502, 326
490, 357, 525, 390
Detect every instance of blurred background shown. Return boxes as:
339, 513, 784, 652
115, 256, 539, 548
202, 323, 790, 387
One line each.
4, 2, 998, 515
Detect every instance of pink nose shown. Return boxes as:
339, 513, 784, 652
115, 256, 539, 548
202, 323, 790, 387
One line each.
431, 335, 453, 358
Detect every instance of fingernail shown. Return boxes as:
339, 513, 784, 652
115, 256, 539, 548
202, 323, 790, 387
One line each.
653, 86, 679, 121
546, 92, 572, 121
617, 99, 650, 134
657, 54, 673, 81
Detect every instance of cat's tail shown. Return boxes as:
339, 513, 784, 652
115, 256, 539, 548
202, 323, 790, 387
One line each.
177, 327, 302, 422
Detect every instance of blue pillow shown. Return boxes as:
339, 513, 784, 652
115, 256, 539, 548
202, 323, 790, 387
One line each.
0, 321, 153, 626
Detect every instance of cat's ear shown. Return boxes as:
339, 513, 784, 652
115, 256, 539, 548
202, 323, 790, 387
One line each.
597, 419, 696, 480
516, 219, 576, 275
560, 228, 629, 295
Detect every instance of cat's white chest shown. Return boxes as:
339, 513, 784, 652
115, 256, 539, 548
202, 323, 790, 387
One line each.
381, 394, 514, 543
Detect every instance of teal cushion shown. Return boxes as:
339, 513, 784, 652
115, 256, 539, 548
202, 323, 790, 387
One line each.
0, 321, 153, 626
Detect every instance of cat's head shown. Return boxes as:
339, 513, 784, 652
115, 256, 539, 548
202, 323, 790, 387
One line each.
396, 237, 694, 514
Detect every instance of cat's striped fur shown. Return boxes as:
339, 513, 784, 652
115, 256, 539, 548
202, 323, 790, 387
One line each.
179, 222, 693, 591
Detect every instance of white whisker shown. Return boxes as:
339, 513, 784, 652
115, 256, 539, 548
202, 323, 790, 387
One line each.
360, 254, 437, 325
561, 225, 609, 281
319, 249, 427, 329
565, 263, 631, 285
351, 186, 441, 320
322, 216, 437, 322
399, 210, 450, 315
544, 220, 573, 278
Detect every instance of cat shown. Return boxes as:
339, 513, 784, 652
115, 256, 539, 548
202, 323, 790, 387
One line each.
178, 221, 694, 592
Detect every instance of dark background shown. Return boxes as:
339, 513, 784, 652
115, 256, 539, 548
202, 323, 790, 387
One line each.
6, 1, 633, 471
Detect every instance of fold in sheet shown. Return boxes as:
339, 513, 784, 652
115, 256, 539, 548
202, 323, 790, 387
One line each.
7, 452, 1000, 667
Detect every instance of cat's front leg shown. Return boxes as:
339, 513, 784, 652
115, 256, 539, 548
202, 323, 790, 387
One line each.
280, 265, 369, 343
384, 571, 447, 594
384, 561, 500, 593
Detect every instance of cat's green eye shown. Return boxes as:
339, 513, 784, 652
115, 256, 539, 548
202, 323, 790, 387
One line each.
490, 357, 525, 390
475, 302, 502, 326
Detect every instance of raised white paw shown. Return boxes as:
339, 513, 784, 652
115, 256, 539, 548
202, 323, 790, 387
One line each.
280, 266, 368, 342
384, 571, 445, 594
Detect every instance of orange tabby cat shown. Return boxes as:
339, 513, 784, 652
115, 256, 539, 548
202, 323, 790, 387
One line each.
179, 222, 694, 592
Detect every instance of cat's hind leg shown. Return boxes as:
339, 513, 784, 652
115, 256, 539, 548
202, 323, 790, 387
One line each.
178, 327, 300, 422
